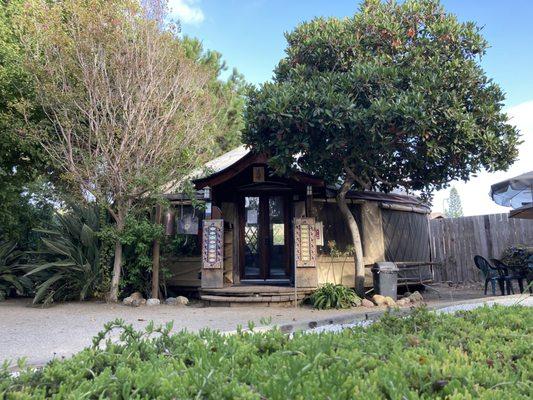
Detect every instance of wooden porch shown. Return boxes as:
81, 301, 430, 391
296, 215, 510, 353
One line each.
199, 285, 314, 307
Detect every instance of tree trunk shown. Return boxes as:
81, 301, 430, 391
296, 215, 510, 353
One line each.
151, 204, 162, 299
109, 211, 125, 302
109, 239, 123, 302
336, 180, 365, 297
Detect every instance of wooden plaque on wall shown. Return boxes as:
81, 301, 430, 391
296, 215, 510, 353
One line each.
252, 166, 265, 182
294, 217, 317, 267
202, 219, 224, 269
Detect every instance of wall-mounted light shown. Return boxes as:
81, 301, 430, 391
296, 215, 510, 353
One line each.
306, 185, 313, 196
203, 186, 211, 200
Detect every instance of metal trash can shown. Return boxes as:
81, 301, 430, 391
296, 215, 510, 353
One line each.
371, 262, 399, 300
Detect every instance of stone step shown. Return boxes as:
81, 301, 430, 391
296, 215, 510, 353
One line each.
201, 285, 314, 297
200, 293, 307, 303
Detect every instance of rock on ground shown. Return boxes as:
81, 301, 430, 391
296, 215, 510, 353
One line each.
396, 298, 411, 307
362, 299, 375, 308
146, 298, 161, 306
372, 294, 386, 306
130, 292, 144, 301
131, 298, 146, 307
408, 291, 423, 303
165, 296, 189, 306
384, 296, 396, 307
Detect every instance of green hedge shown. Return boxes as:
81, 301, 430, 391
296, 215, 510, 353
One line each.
1, 305, 532, 399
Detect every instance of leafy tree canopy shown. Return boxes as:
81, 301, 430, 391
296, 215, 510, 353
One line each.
182, 37, 247, 156
0, 0, 53, 242
245, 0, 520, 199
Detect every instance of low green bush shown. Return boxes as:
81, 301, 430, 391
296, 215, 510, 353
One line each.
501, 244, 533, 266
2, 305, 531, 399
25, 205, 104, 305
0, 241, 31, 300
310, 283, 361, 309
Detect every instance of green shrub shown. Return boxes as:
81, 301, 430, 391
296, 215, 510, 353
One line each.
0, 241, 31, 300
99, 214, 164, 298
25, 205, 104, 305
310, 283, 361, 309
501, 244, 533, 266
1, 306, 532, 399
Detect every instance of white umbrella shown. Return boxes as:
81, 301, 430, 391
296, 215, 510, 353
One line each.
490, 171, 533, 219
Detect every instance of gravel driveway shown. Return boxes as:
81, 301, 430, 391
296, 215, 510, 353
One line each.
2, 290, 529, 367
0, 299, 359, 366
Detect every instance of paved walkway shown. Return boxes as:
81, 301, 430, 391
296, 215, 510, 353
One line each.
1, 288, 529, 367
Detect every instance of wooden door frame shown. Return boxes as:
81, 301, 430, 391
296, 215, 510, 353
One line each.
238, 192, 292, 281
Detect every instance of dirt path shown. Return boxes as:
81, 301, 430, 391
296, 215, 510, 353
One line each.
1, 285, 525, 367
0, 299, 359, 366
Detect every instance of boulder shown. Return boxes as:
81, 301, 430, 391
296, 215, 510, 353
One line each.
408, 291, 423, 303
131, 299, 143, 307
130, 292, 144, 301
396, 298, 411, 307
176, 296, 189, 305
165, 296, 189, 306
362, 298, 375, 308
122, 296, 133, 306
372, 294, 387, 306
384, 296, 396, 307
165, 297, 178, 305
146, 298, 161, 306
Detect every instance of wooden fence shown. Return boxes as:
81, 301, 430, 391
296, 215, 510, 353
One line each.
429, 213, 533, 283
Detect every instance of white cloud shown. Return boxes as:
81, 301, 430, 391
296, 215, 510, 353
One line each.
432, 100, 533, 216
168, 0, 204, 25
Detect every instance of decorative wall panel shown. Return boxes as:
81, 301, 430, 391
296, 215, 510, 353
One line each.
202, 219, 224, 269
294, 217, 317, 267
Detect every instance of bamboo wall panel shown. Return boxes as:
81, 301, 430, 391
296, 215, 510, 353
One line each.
382, 209, 431, 262
429, 214, 533, 283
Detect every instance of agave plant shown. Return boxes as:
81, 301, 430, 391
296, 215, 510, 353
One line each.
310, 283, 361, 310
0, 241, 32, 300
26, 205, 103, 305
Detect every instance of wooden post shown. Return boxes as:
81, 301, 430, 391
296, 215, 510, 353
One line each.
151, 204, 162, 299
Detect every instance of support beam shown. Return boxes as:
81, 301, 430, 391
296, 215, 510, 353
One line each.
151, 204, 162, 299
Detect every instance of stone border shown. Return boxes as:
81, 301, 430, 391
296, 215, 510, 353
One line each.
227, 294, 530, 335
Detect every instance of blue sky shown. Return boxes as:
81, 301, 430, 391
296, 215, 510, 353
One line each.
170, 0, 533, 215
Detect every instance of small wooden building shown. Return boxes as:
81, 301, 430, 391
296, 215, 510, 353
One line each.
164, 146, 432, 305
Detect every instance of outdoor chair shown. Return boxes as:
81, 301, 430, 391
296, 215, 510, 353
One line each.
491, 258, 531, 294
473, 255, 505, 295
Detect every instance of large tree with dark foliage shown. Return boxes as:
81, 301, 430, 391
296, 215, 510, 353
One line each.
244, 0, 520, 295
0, 0, 53, 244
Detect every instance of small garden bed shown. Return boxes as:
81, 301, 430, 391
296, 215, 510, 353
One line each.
1, 305, 532, 399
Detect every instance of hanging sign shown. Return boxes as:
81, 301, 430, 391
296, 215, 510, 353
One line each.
177, 214, 199, 235
315, 221, 324, 246
252, 166, 265, 182
202, 219, 224, 269
294, 217, 317, 267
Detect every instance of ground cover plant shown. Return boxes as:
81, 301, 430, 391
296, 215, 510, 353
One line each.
1, 305, 531, 399
310, 283, 361, 309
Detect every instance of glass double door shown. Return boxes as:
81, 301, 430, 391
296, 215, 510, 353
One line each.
241, 194, 290, 280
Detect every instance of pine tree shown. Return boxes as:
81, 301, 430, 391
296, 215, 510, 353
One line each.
445, 187, 464, 218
